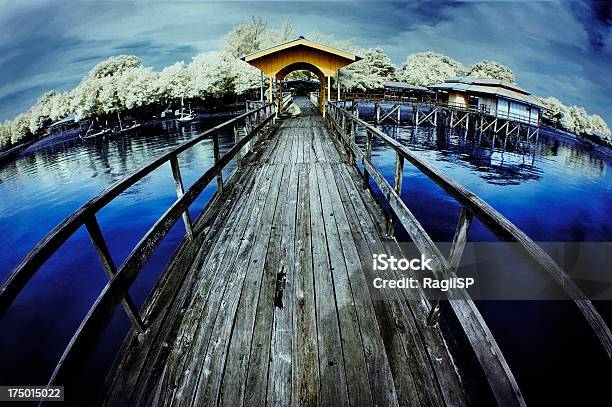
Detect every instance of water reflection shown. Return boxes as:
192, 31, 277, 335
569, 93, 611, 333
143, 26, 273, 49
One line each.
354, 104, 611, 243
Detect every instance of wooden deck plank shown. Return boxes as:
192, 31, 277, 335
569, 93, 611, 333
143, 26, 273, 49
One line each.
314, 162, 373, 406
189, 162, 284, 405
159, 164, 273, 405
218, 163, 288, 406
243, 161, 292, 405
292, 162, 319, 407
267, 162, 300, 406
101, 148, 266, 407
339, 155, 469, 406
321, 163, 400, 407
308, 160, 350, 406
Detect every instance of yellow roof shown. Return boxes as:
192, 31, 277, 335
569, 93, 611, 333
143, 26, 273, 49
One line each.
241, 36, 362, 63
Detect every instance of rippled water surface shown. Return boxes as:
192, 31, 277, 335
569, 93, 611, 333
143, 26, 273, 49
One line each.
0, 105, 610, 404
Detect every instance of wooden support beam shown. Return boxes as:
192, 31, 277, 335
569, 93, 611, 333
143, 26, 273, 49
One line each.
213, 133, 223, 192
337, 69, 341, 101
379, 105, 400, 124
170, 156, 195, 239
85, 217, 146, 333
427, 206, 474, 325
363, 130, 373, 189
386, 152, 404, 237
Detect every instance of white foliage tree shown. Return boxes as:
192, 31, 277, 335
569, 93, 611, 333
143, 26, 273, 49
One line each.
0, 121, 12, 150
566, 106, 592, 135
156, 62, 194, 102
341, 48, 396, 91
117, 66, 160, 109
396, 52, 465, 86
466, 60, 516, 83
589, 114, 611, 139
10, 113, 31, 144
86, 55, 143, 79
189, 52, 236, 97
233, 59, 262, 94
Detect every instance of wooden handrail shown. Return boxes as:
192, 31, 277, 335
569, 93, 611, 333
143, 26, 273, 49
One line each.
326, 100, 612, 405
326, 102, 524, 405
326, 101, 612, 357
0, 103, 276, 387
0, 103, 273, 319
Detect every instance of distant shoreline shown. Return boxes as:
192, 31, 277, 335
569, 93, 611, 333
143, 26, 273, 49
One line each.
2, 113, 611, 168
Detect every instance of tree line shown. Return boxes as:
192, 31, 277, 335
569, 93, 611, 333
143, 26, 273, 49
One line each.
0, 17, 609, 151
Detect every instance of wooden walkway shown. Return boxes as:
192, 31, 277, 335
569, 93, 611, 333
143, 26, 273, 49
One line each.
101, 99, 469, 406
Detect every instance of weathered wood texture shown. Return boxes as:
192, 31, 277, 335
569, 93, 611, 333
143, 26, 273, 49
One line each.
101, 98, 469, 406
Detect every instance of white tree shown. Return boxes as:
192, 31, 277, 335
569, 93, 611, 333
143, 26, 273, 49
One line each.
223, 18, 295, 58
396, 52, 465, 86
117, 66, 160, 109
189, 52, 236, 97
341, 48, 396, 91
564, 106, 592, 134
589, 114, 611, 139
156, 62, 194, 102
0, 121, 12, 150
466, 60, 516, 83
86, 55, 143, 79
223, 17, 269, 58
10, 113, 31, 144
70, 78, 104, 120
28, 91, 60, 133
232, 59, 262, 94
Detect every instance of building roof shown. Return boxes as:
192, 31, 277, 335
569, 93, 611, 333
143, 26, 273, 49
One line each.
48, 114, 77, 128
429, 77, 543, 108
383, 81, 431, 92
241, 36, 362, 63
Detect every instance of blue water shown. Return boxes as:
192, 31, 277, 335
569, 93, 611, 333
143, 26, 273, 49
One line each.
0, 105, 610, 404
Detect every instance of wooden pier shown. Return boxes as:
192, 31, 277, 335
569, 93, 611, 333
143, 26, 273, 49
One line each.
329, 92, 541, 143
101, 99, 471, 406
1, 96, 610, 406
1, 36, 611, 406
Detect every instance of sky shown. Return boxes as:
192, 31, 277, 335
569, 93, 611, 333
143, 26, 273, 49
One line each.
0, 1, 611, 123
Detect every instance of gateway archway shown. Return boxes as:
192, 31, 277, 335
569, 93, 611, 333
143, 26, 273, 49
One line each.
241, 36, 362, 115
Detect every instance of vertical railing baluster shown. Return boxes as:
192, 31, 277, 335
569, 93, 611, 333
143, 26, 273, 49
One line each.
386, 152, 404, 237
350, 118, 356, 166
170, 156, 194, 239
213, 133, 223, 192
85, 216, 146, 333
234, 123, 242, 169
363, 129, 373, 189
427, 206, 474, 326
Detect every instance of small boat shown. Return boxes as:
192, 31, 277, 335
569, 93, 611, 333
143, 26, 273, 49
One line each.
112, 121, 141, 135
176, 98, 195, 124
176, 112, 195, 124
81, 128, 111, 140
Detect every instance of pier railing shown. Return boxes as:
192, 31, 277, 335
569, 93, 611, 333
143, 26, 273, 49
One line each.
325, 100, 611, 402
0, 103, 277, 387
326, 100, 611, 352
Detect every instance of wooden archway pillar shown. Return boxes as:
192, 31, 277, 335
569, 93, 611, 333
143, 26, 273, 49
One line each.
279, 80, 283, 113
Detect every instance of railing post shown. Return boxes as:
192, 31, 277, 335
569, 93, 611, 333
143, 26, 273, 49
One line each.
85, 216, 146, 333
234, 123, 242, 169
386, 152, 404, 237
427, 206, 474, 326
213, 132, 224, 193
363, 129, 373, 189
170, 156, 194, 239
350, 118, 356, 166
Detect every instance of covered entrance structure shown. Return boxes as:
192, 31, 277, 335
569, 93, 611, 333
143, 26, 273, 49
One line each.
241, 36, 362, 115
